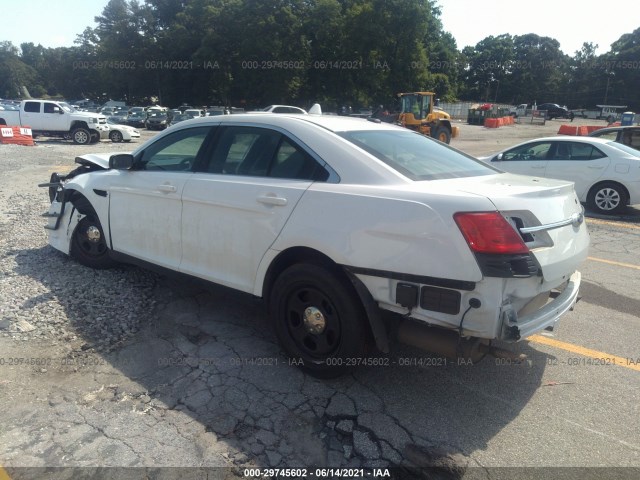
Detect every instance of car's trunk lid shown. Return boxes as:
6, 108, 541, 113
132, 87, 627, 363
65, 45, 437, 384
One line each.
426, 173, 590, 282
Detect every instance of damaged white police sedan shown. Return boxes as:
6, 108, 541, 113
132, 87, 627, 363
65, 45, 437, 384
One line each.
41, 114, 589, 376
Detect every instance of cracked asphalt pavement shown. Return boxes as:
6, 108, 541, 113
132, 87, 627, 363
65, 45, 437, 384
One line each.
1, 122, 639, 480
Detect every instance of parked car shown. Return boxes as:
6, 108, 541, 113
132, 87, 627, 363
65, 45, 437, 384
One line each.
145, 112, 168, 130
536, 103, 570, 120
106, 118, 140, 143
588, 126, 640, 151
168, 113, 191, 126
128, 106, 146, 115
126, 112, 147, 129
206, 106, 228, 116
42, 115, 588, 377
184, 109, 205, 119
479, 136, 640, 214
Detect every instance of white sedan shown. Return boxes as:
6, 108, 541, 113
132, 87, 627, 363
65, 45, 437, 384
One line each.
479, 136, 640, 215
42, 115, 589, 376
106, 118, 140, 143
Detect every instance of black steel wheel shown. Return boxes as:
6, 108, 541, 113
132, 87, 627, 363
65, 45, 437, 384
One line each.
270, 263, 369, 378
70, 214, 115, 269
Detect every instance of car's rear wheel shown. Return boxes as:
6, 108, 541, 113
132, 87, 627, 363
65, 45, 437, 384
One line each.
588, 182, 628, 215
269, 263, 369, 378
110, 130, 124, 143
70, 212, 115, 269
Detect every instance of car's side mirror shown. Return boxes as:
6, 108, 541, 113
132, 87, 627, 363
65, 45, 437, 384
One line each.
58, 109, 64, 114
494, 153, 503, 161
109, 153, 134, 170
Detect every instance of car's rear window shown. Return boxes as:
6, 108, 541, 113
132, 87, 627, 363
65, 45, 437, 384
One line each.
339, 130, 499, 180
607, 141, 640, 157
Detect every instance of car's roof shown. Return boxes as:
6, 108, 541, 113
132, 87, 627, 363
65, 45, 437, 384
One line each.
517, 135, 612, 145
589, 126, 640, 134
171, 113, 401, 133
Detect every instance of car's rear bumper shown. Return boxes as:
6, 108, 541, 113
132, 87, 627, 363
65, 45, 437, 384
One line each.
501, 271, 581, 340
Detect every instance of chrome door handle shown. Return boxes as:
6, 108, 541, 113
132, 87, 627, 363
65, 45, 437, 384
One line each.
530, 165, 545, 169
257, 194, 288, 206
157, 184, 176, 193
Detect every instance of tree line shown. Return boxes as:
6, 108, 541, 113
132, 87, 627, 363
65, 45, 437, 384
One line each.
1, 0, 638, 111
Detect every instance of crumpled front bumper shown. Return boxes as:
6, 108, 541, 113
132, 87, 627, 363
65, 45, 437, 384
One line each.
95, 124, 110, 139
501, 271, 581, 341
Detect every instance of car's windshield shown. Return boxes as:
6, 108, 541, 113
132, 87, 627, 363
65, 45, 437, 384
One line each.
339, 130, 500, 180
59, 102, 75, 113
607, 141, 640, 157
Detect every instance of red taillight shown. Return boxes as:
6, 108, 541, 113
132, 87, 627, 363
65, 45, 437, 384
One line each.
454, 212, 529, 254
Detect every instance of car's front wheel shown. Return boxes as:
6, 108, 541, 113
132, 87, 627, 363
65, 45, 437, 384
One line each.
588, 182, 628, 215
70, 214, 115, 269
71, 127, 91, 145
270, 263, 369, 378
109, 130, 124, 143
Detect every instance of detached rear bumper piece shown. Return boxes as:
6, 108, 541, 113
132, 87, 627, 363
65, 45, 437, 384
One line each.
501, 271, 581, 341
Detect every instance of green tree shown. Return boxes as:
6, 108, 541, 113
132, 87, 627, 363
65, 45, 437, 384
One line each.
460, 34, 514, 102
0, 42, 40, 98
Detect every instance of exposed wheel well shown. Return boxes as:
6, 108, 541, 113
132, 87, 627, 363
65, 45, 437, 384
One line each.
67, 191, 95, 215
0, 118, 6, 125
262, 247, 342, 303
262, 246, 385, 351
70, 121, 90, 131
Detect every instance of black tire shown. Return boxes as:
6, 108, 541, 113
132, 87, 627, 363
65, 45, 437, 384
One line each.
110, 130, 124, 143
587, 182, 628, 215
432, 126, 451, 144
48, 172, 61, 203
269, 263, 369, 378
71, 127, 91, 145
90, 132, 100, 143
70, 212, 115, 269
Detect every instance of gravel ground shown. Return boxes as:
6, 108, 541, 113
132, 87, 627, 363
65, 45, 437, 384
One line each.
0, 137, 159, 354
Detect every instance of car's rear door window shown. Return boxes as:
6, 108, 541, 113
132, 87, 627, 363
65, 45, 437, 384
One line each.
205, 126, 329, 180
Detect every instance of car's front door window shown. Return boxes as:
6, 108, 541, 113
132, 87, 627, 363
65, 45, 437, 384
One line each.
139, 127, 211, 171
502, 142, 552, 161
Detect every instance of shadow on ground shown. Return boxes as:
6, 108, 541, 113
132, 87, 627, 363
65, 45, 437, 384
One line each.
11, 245, 551, 479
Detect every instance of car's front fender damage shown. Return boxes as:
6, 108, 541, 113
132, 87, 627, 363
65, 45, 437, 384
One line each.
39, 156, 110, 256
40, 189, 84, 255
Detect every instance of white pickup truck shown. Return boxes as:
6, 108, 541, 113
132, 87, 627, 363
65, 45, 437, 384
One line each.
0, 99, 109, 144
509, 103, 528, 117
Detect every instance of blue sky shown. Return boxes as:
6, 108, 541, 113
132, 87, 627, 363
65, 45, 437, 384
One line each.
1, 0, 638, 56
